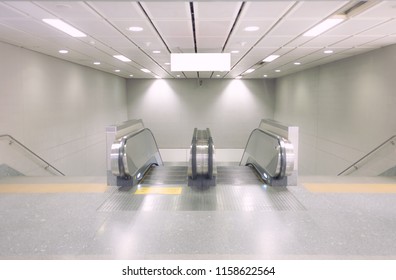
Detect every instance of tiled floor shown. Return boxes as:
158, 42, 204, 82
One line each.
1, 168, 396, 260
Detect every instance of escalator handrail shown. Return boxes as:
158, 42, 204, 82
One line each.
240, 128, 291, 179
0, 134, 65, 176
338, 134, 396, 176
113, 127, 163, 178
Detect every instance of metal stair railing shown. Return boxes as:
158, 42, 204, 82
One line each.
0, 134, 65, 176
338, 135, 396, 176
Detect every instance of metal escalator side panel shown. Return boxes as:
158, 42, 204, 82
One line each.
110, 139, 124, 177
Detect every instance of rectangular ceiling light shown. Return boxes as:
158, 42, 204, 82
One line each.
263, 55, 280, 62
42, 19, 86, 38
113, 55, 131, 62
171, 53, 230, 71
303, 15, 346, 37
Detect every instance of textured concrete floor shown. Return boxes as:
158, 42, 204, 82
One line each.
1, 168, 396, 260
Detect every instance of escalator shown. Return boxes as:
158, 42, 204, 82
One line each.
108, 119, 296, 189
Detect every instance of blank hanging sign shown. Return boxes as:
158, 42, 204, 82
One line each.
171, 53, 230, 71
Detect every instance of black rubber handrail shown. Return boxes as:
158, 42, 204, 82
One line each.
338, 135, 396, 176
0, 134, 65, 176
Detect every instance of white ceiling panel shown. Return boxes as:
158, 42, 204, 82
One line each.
196, 20, 232, 37
256, 36, 294, 48
269, 19, 319, 36
325, 18, 388, 36
153, 20, 192, 37
242, 1, 295, 20
287, 1, 348, 19
357, 1, 396, 19
141, 2, 190, 20
359, 19, 396, 36
330, 35, 385, 48
194, 2, 241, 20
87, 1, 144, 20
0, 2, 28, 19
34, 1, 101, 20
73, 20, 120, 37
301, 35, 349, 48
1, 1, 396, 79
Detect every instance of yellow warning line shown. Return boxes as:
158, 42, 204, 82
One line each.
303, 183, 396, 193
0, 184, 108, 193
135, 187, 182, 195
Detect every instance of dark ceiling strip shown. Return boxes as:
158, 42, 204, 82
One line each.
137, 2, 172, 54
189, 2, 198, 53
222, 1, 246, 52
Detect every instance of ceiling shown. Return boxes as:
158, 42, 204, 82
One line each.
1, 0, 396, 79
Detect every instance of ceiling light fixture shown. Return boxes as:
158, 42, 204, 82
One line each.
294, 62, 301, 65
141, 68, 151, 73
58, 50, 68, 54
235, 76, 242, 79
113, 55, 131, 62
263, 75, 268, 78
152, 50, 161, 54
115, 70, 120, 72
303, 15, 346, 37
245, 68, 255, 74
42, 19, 86, 37
164, 62, 171, 65
129, 74, 134, 77
176, 75, 181, 78
324, 50, 334, 54
155, 76, 161, 79
128, 26, 143, 32
244, 26, 259, 32
93, 62, 100, 65
275, 69, 281, 73
230, 50, 240, 54
263, 54, 280, 62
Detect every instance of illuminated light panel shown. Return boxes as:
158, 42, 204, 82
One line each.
113, 55, 131, 62
129, 26, 143, 32
324, 50, 334, 54
245, 68, 255, 74
58, 50, 68, 54
263, 55, 280, 62
294, 62, 301, 65
275, 69, 281, 73
244, 26, 259, 32
152, 50, 161, 54
303, 16, 346, 37
171, 53, 230, 71
235, 76, 242, 79
93, 62, 100, 65
231, 50, 240, 54
114, 70, 120, 72
42, 19, 86, 37
141, 68, 151, 73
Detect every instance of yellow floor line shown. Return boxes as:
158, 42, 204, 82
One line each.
135, 187, 182, 195
303, 183, 396, 193
0, 183, 108, 193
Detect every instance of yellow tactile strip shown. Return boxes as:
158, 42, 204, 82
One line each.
0, 183, 108, 193
303, 183, 396, 193
134, 187, 182, 195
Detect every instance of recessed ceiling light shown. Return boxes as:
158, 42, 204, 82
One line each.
128, 26, 143, 32
263, 75, 268, 78
245, 68, 255, 74
93, 62, 100, 65
42, 19, 86, 38
164, 62, 171, 65
230, 50, 240, 54
324, 50, 334, 54
155, 76, 161, 79
114, 70, 120, 73
176, 75, 181, 78
294, 62, 301, 65
263, 55, 280, 62
275, 69, 281, 73
244, 26, 259, 32
141, 68, 151, 73
152, 50, 161, 54
113, 55, 131, 62
129, 74, 134, 77
235, 76, 242, 79
58, 49, 68, 54
303, 15, 346, 37
216, 74, 220, 77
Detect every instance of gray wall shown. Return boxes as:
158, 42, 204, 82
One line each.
274, 44, 396, 175
126, 78, 276, 149
0, 42, 127, 176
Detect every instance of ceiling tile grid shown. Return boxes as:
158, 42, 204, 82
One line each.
0, 1, 396, 79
